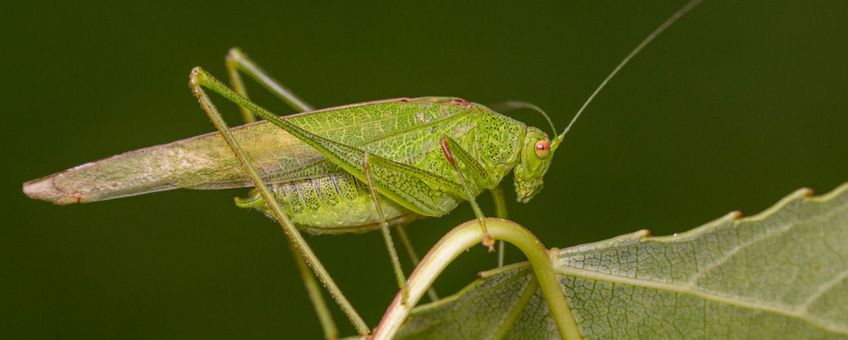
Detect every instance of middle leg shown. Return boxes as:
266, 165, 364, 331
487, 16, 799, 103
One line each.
394, 224, 439, 302
364, 152, 409, 305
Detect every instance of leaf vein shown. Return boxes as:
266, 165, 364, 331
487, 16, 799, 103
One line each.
557, 267, 848, 335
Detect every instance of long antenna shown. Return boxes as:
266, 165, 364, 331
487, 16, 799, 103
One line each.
558, 0, 704, 140
491, 100, 558, 136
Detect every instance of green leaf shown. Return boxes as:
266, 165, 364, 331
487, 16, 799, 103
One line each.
397, 183, 848, 339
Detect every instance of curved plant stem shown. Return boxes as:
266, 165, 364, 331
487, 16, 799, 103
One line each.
372, 218, 581, 340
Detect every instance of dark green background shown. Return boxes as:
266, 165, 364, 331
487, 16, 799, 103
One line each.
3, 1, 847, 338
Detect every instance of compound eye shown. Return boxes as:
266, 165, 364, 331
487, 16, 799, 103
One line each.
534, 140, 550, 158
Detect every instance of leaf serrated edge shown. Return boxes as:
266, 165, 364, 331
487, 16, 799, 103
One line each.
561, 183, 846, 252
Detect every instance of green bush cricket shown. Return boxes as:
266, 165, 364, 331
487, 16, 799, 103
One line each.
22, 0, 702, 337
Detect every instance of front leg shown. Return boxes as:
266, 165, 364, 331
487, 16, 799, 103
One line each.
439, 136, 498, 251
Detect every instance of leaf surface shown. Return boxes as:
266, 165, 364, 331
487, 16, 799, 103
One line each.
397, 183, 848, 339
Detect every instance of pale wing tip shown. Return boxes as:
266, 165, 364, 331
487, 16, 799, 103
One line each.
23, 176, 81, 205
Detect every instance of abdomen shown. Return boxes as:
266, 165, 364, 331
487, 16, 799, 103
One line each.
257, 172, 418, 234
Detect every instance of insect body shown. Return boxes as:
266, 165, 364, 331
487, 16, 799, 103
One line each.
24, 96, 556, 234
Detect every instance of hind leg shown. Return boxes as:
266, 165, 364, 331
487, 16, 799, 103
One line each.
191, 67, 369, 335
223, 51, 339, 339
226, 48, 313, 122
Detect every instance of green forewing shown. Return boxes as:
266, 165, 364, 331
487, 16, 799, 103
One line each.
25, 97, 523, 204
186, 97, 485, 188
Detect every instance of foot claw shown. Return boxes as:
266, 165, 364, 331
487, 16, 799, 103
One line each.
482, 234, 496, 252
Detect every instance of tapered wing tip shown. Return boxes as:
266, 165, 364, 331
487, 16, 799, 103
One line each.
23, 176, 80, 205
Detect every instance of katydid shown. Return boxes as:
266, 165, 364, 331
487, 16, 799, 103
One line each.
24, 94, 547, 234
22, 0, 703, 336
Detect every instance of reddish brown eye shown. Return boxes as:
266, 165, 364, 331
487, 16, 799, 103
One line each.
534, 140, 550, 158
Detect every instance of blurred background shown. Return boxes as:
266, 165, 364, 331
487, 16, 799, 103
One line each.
3, 0, 847, 338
